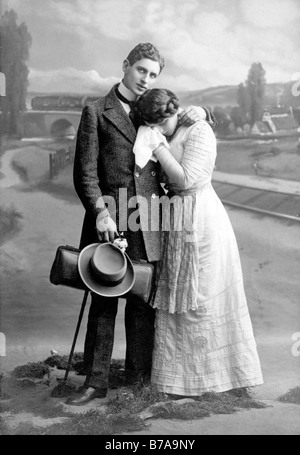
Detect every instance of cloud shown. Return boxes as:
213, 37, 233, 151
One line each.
8, 0, 300, 91
140, 0, 300, 85
46, 0, 143, 41
29, 67, 119, 94
159, 73, 208, 93
240, 0, 300, 28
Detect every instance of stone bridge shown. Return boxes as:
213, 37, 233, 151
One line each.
21, 110, 82, 138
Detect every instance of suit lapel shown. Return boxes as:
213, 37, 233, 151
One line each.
102, 85, 137, 144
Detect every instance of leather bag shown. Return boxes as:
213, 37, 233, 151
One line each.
50, 245, 155, 304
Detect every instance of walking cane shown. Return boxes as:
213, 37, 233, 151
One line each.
62, 290, 89, 384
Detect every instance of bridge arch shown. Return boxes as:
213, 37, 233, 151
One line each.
50, 118, 76, 138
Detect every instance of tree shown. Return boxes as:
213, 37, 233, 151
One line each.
237, 83, 250, 123
0, 9, 31, 136
246, 62, 266, 126
212, 107, 232, 136
230, 106, 247, 128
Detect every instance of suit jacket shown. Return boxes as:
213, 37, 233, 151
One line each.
73, 84, 164, 262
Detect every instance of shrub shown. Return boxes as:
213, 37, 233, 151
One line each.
0, 206, 22, 246
270, 146, 281, 156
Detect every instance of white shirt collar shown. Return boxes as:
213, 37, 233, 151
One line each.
119, 81, 136, 102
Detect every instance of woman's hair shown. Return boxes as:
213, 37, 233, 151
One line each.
134, 88, 180, 124
126, 43, 165, 73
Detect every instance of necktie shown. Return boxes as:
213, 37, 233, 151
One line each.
115, 88, 139, 130
115, 88, 132, 105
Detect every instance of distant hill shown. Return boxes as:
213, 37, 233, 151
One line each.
26, 81, 300, 111
178, 81, 300, 109
26, 90, 106, 110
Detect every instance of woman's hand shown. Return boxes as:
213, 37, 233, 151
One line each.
149, 127, 168, 150
153, 143, 168, 156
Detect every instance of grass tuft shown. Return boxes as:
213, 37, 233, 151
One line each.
1, 358, 270, 435
44, 352, 84, 372
0, 206, 22, 246
12, 362, 50, 379
12, 410, 146, 436
150, 389, 267, 421
278, 387, 300, 405
107, 384, 166, 415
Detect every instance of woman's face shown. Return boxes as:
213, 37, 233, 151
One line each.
148, 113, 178, 136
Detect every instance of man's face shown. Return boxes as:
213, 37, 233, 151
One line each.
122, 58, 161, 97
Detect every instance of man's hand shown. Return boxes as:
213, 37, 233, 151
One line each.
96, 215, 118, 243
178, 105, 217, 128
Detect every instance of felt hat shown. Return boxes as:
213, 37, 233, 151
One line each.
78, 242, 135, 297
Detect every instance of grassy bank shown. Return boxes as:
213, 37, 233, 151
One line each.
216, 136, 300, 180
0, 137, 32, 158
0, 357, 269, 435
0, 206, 23, 247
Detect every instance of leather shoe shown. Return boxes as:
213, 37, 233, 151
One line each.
65, 386, 107, 406
125, 372, 151, 387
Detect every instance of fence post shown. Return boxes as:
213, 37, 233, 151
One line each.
49, 152, 55, 179
49, 144, 75, 179
49, 151, 60, 179
57, 148, 66, 168
68, 145, 75, 162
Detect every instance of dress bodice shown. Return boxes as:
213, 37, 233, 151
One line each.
166, 120, 216, 195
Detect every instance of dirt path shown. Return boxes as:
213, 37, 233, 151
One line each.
0, 149, 23, 188
0, 146, 127, 372
123, 402, 300, 435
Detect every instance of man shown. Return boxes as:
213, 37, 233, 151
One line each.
68, 43, 212, 406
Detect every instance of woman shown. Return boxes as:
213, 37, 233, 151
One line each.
133, 89, 264, 396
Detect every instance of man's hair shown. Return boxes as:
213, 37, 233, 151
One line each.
134, 88, 180, 124
126, 43, 165, 73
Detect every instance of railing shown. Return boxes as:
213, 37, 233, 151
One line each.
213, 181, 300, 221
49, 144, 75, 179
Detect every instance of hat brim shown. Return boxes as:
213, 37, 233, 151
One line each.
78, 243, 135, 297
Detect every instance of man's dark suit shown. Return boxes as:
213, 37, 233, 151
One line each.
73, 84, 164, 388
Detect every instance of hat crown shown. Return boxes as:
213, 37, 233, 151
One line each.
90, 243, 126, 284
78, 242, 135, 297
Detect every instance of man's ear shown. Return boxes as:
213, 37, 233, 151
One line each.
122, 59, 130, 73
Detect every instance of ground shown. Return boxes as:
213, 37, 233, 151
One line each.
216, 136, 300, 180
0, 137, 299, 435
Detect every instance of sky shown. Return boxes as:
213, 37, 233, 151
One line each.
3, 0, 300, 94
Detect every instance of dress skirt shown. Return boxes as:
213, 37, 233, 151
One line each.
151, 284, 264, 395
151, 183, 264, 395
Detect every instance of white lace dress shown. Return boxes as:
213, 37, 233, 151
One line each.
151, 120, 264, 395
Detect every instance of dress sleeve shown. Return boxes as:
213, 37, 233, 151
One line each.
154, 120, 216, 189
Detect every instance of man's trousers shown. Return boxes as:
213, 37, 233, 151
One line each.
83, 293, 155, 390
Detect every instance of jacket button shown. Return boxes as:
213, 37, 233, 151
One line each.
151, 193, 156, 199
151, 171, 156, 177
135, 172, 140, 178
